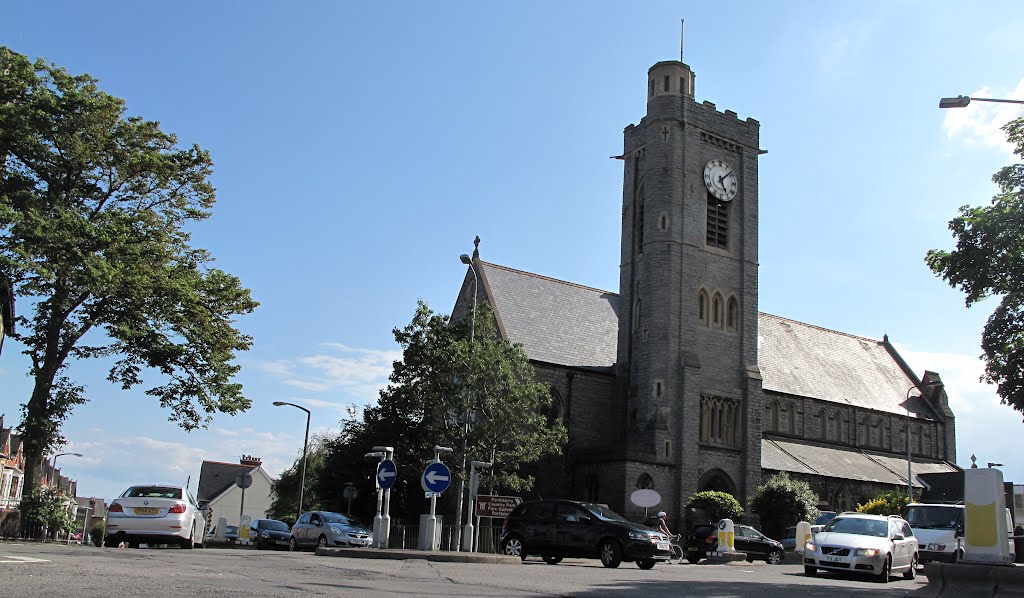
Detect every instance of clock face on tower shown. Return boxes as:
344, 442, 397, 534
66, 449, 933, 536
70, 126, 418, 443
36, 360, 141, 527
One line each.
703, 159, 738, 202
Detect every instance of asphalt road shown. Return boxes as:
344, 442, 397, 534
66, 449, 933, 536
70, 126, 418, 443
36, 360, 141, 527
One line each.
0, 542, 928, 597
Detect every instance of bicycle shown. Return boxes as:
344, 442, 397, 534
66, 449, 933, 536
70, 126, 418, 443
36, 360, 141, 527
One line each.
667, 533, 684, 564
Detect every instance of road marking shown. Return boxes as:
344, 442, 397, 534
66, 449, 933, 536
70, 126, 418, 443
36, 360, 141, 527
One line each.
0, 555, 51, 563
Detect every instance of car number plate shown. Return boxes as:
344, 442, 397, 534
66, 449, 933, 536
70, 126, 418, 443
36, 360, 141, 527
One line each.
657, 542, 670, 551
686, 546, 698, 552
822, 555, 843, 563
133, 507, 160, 515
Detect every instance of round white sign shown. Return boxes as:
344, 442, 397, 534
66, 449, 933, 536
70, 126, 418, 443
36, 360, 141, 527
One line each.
630, 488, 661, 508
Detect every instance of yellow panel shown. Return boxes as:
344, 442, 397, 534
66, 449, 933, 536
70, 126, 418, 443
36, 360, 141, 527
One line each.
966, 501, 997, 547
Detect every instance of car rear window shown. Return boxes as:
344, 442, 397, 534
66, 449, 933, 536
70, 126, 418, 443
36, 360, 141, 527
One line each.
122, 486, 182, 499
260, 520, 290, 532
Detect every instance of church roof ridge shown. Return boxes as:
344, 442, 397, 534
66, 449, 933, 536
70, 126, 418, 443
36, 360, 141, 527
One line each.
480, 261, 617, 296
759, 311, 882, 346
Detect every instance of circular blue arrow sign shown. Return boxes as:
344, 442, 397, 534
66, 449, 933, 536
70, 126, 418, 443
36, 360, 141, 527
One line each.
376, 459, 398, 490
421, 462, 451, 494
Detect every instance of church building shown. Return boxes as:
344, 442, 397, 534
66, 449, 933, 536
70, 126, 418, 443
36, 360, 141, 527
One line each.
451, 57, 958, 526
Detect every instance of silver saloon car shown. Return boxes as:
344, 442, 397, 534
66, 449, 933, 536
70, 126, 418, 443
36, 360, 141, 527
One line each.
803, 513, 919, 582
104, 484, 206, 549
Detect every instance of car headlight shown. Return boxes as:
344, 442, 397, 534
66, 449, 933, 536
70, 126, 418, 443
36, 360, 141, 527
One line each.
854, 548, 880, 557
926, 543, 946, 551
629, 530, 652, 540
260, 531, 270, 539
804, 541, 816, 552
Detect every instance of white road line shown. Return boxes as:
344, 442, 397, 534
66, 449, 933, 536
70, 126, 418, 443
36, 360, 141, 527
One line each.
0, 556, 51, 563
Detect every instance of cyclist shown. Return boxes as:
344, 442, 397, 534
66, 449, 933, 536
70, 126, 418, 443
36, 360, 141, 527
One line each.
655, 511, 672, 537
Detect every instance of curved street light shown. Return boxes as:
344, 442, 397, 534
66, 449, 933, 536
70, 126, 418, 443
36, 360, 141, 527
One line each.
939, 95, 1024, 109
51, 452, 83, 472
273, 401, 311, 522
453, 252, 478, 552
905, 380, 943, 502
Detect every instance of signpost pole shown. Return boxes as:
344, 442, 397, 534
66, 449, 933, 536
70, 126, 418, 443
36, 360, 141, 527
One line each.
371, 446, 395, 549
462, 460, 491, 552
421, 446, 452, 551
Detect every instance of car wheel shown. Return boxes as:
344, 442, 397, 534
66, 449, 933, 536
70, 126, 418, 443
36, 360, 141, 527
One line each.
288, 537, 299, 552
599, 540, 622, 568
181, 524, 195, 549
501, 536, 526, 561
637, 558, 656, 570
903, 553, 918, 580
103, 536, 118, 548
686, 551, 701, 564
766, 549, 783, 565
804, 565, 817, 577
317, 535, 328, 549
542, 554, 562, 565
254, 538, 263, 550
745, 556, 754, 563
876, 555, 891, 583
128, 539, 140, 549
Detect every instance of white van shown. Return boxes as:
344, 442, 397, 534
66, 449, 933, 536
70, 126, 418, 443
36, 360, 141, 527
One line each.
904, 503, 964, 563
905, 503, 1016, 563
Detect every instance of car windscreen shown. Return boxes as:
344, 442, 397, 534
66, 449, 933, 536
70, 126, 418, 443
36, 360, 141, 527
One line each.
823, 517, 888, 537
226, 526, 238, 534
321, 512, 357, 525
581, 503, 629, 522
904, 505, 962, 529
261, 520, 290, 532
121, 486, 183, 499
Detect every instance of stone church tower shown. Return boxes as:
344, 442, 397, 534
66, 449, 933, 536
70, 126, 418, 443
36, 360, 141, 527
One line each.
615, 60, 765, 512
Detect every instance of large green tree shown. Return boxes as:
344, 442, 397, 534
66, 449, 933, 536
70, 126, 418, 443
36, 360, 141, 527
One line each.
926, 117, 1024, 417
272, 301, 567, 526
0, 48, 258, 505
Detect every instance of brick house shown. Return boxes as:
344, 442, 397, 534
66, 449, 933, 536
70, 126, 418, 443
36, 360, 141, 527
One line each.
449, 57, 958, 531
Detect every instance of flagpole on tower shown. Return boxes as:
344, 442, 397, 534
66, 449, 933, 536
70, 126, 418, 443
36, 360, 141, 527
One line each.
680, 19, 685, 62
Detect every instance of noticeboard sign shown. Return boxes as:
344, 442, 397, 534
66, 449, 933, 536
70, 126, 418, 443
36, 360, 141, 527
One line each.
475, 495, 522, 519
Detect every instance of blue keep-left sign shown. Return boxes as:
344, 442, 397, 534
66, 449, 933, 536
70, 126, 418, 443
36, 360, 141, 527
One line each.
421, 462, 451, 494
376, 459, 397, 490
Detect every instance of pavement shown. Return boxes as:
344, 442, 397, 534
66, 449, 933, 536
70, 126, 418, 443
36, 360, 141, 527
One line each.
315, 546, 523, 564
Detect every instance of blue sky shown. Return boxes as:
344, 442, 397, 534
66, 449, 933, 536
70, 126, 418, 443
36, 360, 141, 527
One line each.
2, 1, 1023, 505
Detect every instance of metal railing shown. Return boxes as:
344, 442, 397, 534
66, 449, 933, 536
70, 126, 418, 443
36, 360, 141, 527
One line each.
386, 524, 504, 553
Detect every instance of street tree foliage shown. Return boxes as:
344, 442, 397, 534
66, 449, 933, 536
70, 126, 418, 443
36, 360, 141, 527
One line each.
267, 432, 334, 525
0, 48, 258, 504
685, 490, 744, 523
271, 301, 567, 524
748, 473, 820, 540
926, 117, 1024, 417
856, 489, 909, 516
20, 485, 75, 538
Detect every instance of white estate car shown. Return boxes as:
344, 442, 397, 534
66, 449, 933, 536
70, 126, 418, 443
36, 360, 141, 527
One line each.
104, 484, 206, 549
803, 513, 919, 582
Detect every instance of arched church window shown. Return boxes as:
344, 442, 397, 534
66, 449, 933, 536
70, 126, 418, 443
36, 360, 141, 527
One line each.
818, 410, 827, 440
726, 296, 738, 332
700, 394, 740, 448
832, 485, 853, 512
869, 419, 881, 447
546, 390, 565, 425
915, 425, 924, 454
788, 404, 797, 435
698, 289, 709, 326
636, 473, 653, 490
770, 401, 781, 432
706, 192, 729, 249
827, 412, 838, 441
632, 297, 641, 334
712, 293, 723, 328
635, 183, 645, 255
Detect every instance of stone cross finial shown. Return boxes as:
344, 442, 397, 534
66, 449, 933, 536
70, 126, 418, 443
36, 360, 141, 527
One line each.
970, 454, 977, 468
473, 236, 481, 260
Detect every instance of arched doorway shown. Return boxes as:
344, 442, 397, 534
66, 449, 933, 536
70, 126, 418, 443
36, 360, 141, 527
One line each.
697, 469, 736, 495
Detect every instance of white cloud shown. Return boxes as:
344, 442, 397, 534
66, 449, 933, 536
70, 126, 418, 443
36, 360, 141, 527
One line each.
255, 343, 401, 403
942, 79, 1024, 156
815, 18, 883, 77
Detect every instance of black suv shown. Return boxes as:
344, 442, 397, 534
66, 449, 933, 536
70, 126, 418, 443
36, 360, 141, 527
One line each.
499, 499, 671, 569
685, 523, 785, 564
685, 524, 719, 563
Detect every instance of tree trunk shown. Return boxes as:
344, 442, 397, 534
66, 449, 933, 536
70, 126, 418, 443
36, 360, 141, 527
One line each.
19, 378, 56, 537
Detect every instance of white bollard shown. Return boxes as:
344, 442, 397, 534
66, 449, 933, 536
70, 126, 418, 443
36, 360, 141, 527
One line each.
795, 521, 811, 554
717, 519, 735, 553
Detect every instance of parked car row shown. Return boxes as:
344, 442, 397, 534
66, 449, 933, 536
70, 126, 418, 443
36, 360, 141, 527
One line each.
102, 485, 372, 552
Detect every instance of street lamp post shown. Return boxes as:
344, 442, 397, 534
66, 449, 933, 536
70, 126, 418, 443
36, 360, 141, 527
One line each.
905, 381, 942, 503
272, 401, 311, 522
453, 253, 478, 552
939, 95, 1024, 109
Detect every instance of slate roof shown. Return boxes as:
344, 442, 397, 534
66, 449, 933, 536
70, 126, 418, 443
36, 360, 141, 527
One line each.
762, 436, 958, 488
481, 262, 619, 370
476, 262, 931, 416
758, 314, 924, 417
197, 461, 259, 504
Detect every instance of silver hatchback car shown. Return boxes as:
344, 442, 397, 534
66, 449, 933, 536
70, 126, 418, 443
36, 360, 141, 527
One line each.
288, 511, 372, 550
803, 513, 919, 582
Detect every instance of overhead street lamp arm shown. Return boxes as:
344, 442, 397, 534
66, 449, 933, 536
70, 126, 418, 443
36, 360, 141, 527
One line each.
272, 401, 312, 522
939, 95, 1024, 108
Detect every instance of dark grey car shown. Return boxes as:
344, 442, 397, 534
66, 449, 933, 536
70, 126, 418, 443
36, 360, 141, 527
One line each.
249, 518, 291, 550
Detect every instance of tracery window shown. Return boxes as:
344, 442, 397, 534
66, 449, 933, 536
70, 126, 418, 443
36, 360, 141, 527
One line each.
636, 473, 653, 489
726, 296, 738, 332
700, 394, 740, 448
698, 289, 709, 326
712, 293, 723, 328
770, 401, 781, 432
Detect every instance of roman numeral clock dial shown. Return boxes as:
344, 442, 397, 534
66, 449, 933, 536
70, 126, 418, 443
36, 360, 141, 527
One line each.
703, 159, 738, 201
